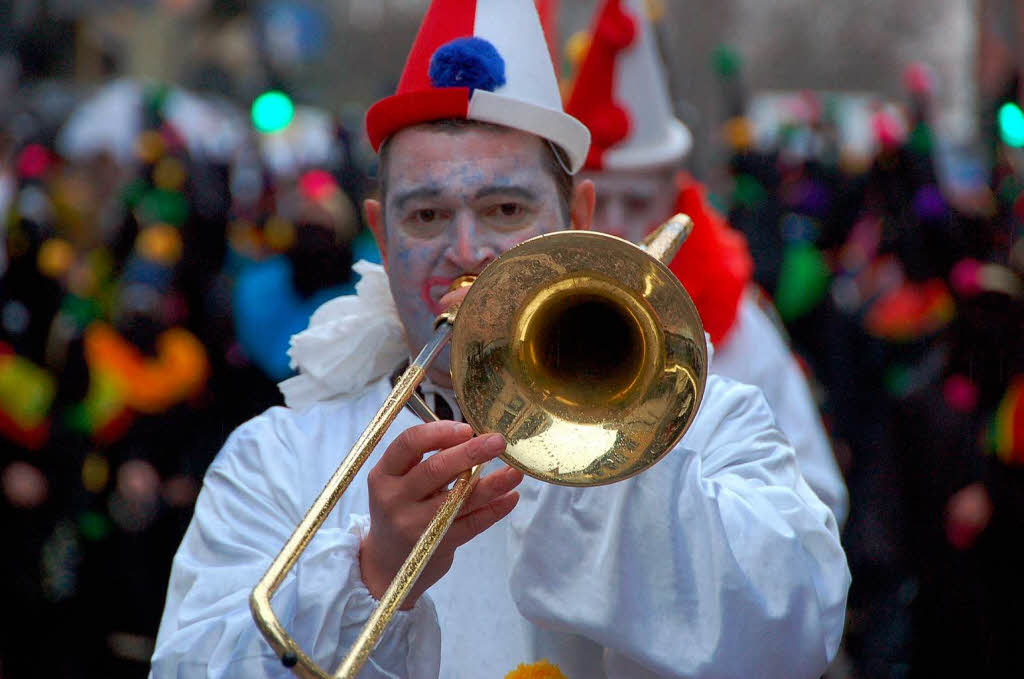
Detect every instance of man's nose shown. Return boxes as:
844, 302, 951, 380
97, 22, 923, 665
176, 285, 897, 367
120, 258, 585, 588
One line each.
445, 212, 495, 272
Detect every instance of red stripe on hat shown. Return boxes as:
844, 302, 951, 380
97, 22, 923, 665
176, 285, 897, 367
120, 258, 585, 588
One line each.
398, 0, 478, 93
366, 88, 472, 151
564, 0, 636, 169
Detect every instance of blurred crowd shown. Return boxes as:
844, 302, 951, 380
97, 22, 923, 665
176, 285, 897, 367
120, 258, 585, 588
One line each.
1, 76, 379, 676
2, 10, 1024, 679
713, 53, 1024, 677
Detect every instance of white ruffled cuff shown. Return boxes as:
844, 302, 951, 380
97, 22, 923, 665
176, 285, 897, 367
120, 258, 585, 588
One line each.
334, 515, 441, 679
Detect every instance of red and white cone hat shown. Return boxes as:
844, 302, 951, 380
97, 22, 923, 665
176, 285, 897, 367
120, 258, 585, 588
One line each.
365, 0, 590, 174
566, 0, 691, 170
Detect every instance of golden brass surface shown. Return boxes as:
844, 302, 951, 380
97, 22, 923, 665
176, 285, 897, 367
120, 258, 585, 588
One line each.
642, 213, 694, 263
451, 228, 706, 485
251, 214, 706, 678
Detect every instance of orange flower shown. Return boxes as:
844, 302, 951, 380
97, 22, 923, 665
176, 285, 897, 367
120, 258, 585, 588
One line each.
505, 659, 567, 679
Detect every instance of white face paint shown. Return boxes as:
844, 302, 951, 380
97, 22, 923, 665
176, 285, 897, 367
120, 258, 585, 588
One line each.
371, 125, 570, 387
581, 167, 677, 244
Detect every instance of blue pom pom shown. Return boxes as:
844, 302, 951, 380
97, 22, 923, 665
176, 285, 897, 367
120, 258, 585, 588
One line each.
429, 37, 506, 93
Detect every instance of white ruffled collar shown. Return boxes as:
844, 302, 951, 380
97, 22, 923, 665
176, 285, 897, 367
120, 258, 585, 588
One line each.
280, 260, 714, 409
279, 261, 408, 409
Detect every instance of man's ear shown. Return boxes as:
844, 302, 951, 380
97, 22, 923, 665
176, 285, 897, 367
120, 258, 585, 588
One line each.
569, 179, 595, 231
364, 198, 388, 267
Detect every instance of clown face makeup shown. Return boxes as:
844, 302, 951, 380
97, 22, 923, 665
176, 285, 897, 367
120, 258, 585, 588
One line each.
366, 123, 593, 387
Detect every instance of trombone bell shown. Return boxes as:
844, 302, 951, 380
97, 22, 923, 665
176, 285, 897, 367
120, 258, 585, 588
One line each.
452, 229, 706, 486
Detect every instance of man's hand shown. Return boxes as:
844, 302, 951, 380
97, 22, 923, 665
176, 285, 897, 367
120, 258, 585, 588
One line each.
359, 421, 523, 607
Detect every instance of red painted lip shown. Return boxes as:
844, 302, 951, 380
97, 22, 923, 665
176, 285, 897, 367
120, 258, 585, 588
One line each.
422, 276, 455, 315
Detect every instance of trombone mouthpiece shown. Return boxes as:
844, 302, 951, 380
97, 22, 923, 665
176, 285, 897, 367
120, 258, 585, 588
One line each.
451, 275, 477, 291
434, 275, 478, 328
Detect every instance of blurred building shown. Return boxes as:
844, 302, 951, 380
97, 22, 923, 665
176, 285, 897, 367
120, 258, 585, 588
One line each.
1, 1, 979, 177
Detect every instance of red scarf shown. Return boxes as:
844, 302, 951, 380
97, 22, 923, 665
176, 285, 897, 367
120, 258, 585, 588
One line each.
667, 176, 753, 345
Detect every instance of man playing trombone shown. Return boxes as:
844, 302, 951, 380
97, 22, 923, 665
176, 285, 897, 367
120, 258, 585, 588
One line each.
151, 1, 849, 677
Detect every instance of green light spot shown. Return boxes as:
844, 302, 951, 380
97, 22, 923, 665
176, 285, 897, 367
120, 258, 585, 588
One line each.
712, 45, 741, 79
884, 365, 911, 397
79, 511, 112, 541
908, 124, 932, 155
732, 174, 766, 208
138, 188, 188, 226
252, 91, 295, 134
998, 102, 1024, 148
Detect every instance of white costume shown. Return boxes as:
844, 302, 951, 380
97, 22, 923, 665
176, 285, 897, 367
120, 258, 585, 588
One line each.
714, 295, 849, 526
152, 375, 848, 679
151, 265, 849, 679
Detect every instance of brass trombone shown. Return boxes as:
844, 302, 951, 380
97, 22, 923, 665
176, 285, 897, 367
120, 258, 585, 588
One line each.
250, 215, 707, 679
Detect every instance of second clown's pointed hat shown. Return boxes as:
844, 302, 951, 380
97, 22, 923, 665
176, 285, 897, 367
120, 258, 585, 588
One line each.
566, 0, 692, 170
365, 0, 591, 174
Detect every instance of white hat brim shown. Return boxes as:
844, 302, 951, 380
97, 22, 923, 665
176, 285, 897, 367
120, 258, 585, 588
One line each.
469, 90, 592, 174
603, 117, 693, 171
